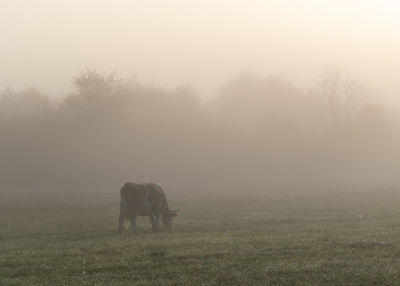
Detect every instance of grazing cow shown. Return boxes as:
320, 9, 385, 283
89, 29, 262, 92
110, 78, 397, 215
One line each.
118, 182, 179, 233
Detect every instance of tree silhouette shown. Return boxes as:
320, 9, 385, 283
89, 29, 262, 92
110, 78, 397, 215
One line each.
317, 67, 364, 123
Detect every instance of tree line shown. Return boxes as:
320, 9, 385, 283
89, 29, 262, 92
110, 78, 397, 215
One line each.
0, 68, 397, 197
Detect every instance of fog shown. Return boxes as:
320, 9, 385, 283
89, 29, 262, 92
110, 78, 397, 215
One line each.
1, 1, 400, 198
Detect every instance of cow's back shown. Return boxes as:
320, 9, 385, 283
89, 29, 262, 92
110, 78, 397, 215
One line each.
120, 182, 164, 218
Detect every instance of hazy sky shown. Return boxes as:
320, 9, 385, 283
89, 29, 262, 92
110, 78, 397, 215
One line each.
1, 0, 399, 102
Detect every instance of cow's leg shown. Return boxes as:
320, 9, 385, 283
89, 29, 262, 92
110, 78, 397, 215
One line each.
149, 214, 156, 232
118, 216, 124, 234
131, 216, 137, 234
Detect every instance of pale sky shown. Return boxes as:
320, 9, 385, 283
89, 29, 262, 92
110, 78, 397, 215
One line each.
1, 0, 399, 102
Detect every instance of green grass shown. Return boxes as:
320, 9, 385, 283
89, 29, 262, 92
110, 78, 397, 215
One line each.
2, 192, 400, 285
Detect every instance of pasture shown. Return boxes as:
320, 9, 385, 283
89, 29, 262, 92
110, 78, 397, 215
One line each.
2, 191, 400, 285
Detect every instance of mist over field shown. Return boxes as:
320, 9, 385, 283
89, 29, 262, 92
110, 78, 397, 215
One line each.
1, 68, 399, 199
0, 0, 399, 198
3, 2, 400, 285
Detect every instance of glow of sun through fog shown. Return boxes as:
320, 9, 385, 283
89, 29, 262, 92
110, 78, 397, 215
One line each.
0, 0, 399, 103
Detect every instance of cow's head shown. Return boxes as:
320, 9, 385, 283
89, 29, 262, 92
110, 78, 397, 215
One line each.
162, 209, 180, 229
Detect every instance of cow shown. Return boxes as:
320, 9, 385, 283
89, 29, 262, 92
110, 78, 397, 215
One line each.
118, 182, 179, 233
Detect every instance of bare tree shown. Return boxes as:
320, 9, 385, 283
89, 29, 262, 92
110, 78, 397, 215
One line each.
317, 67, 365, 122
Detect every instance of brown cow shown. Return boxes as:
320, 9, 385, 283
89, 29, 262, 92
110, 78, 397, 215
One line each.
118, 182, 179, 233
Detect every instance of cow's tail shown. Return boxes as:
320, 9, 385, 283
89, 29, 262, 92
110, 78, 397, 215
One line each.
120, 186, 128, 216
118, 185, 128, 233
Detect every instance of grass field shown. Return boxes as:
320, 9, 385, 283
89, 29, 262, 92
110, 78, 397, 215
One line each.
2, 191, 400, 285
